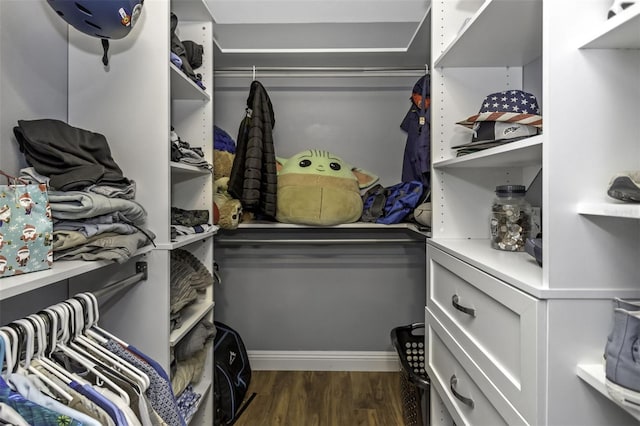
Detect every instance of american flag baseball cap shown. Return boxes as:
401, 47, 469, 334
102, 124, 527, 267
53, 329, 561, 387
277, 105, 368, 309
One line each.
457, 90, 542, 129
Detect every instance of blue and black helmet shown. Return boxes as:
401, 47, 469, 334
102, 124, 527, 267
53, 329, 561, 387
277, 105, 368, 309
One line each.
47, 0, 143, 39
47, 0, 144, 65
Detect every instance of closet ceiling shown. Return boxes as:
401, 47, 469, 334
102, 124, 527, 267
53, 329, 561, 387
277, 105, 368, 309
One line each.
205, 0, 431, 68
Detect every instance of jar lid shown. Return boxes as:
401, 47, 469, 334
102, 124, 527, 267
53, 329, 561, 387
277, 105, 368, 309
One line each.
495, 184, 526, 196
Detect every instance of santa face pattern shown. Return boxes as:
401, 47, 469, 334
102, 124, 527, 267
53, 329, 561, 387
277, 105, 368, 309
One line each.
0, 204, 10, 226
0, 183, 53, 277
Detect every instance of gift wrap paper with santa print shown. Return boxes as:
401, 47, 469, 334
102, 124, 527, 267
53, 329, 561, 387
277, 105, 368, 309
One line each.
0, 183, 53, 277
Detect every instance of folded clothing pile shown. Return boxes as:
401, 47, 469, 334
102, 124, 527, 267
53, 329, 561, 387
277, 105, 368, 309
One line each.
170, 249, 214, 331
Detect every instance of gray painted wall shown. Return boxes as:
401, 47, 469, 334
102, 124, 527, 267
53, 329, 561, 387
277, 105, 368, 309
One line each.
0, 1, 68, 322
213, 74, 425, 187
0, 0, 68, 176
213, 75, 428, 352
214, 228, 427, 352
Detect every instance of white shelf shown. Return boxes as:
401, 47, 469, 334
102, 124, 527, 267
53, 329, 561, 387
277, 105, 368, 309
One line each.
578, 202, 640, 219
171, 162, 212, 173
171, 162, 213, 182
170, 63, 210, 101
0, 259, 111, 301
156, 228, 218, 250
0, 245, 154, 301
185, 378, 213, 425
170, 299, 215, 346
577, 363, 640, 422
434, 0, 542, 68
579, 4, 640, 49
433, 136, 543, 169
429, 238, 543, 296
429, 239, 636, 299
237, 221, 430, 236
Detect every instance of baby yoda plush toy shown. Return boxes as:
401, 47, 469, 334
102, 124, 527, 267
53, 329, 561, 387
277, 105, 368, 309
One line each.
276, 149, 378, 226
214, 177, 243, 230
213, 128, 244, 229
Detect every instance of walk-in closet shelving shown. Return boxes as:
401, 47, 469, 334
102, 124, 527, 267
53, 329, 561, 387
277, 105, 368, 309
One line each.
427, 0, 640, 424
63, 0, 216, 421
171, 63, 211, 101
0, 250, 149, 301
577, 202, 640, 219
578, 4, 640, 49
168, 163, 217, 250
186, 377, 214, 425
572, 2, 640, 421
170, 299, 215, 346
432, 0, 542, 69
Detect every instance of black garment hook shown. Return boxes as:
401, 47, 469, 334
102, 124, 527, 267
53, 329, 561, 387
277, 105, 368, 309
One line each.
101, 39, 110, 66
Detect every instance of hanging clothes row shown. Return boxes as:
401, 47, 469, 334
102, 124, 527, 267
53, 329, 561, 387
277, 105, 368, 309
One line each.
0, 292, 185, 426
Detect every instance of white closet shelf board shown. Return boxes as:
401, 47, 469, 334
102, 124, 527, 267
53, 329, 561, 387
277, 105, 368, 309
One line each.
0, 246, 153, 301
171, 63, 210, 101
428, 240, 640, 299
432, 136, 543, 169
433, 0, 542, 68
185, 378, 213, 425
577, 363, 640, 422
238, 221, 429, 236
171, 162, 213, 181
577, 202, 640, 219
170, 299, 215, 346
171, 0, 214, 22
429, 238, 543, 297
579, 5, 640, 49
156, 228, 217, 250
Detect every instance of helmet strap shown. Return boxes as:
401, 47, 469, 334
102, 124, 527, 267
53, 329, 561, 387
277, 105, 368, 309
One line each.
101, 39, 110, 66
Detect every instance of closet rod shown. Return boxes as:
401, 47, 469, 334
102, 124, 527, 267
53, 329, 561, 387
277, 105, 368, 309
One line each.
216, 238, 423, 245
217, 66, 428, 71
214, 66, 428, 78
92, 262, 148, 304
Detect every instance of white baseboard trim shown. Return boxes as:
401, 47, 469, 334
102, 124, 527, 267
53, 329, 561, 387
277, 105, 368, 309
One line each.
247, 350, 401, 371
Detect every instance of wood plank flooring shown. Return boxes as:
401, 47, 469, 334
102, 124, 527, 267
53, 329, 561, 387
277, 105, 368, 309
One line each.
233, 370, 407, 426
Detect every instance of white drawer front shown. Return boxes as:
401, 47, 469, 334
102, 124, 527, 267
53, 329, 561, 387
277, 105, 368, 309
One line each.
427, 245, 542, 423
428, 320, 514, 426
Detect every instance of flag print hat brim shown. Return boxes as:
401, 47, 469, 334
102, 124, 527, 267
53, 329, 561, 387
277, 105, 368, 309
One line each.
457, 90, 543, 129
457, 112, 543, 128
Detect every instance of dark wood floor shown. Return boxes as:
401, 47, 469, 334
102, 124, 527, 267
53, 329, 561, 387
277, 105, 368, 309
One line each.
233, 370, 408, 426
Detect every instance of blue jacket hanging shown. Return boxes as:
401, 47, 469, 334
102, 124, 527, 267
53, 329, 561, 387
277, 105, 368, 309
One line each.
400, 74, 431, 189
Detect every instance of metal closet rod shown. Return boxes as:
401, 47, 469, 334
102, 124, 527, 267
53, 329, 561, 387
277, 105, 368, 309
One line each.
92, 262, 148, 305
216, 66, 428, 71
216, 238, 423, 245
214, 65, 429, 78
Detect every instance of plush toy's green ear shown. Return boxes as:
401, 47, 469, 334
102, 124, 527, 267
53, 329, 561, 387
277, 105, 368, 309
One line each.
350, 166, 379, 189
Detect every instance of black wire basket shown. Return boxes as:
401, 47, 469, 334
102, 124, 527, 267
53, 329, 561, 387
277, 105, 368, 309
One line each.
391, 322, 430, 426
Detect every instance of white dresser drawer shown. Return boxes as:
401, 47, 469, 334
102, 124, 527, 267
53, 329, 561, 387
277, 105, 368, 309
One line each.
427, 245, 543, 423
427, 318, 525, 426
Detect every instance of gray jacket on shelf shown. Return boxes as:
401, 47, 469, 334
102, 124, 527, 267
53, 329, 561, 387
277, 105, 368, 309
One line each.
13, 119, 132, 191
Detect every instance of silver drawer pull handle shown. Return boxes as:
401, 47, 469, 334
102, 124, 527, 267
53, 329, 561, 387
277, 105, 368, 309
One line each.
452, 294, 476, 317
450, 375, 475, 409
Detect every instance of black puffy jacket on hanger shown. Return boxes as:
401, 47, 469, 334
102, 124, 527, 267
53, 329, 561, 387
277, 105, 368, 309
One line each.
228, 80, 278, 219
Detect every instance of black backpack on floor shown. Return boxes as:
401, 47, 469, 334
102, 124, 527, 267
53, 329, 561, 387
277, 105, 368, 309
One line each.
213, 321, 255, 425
